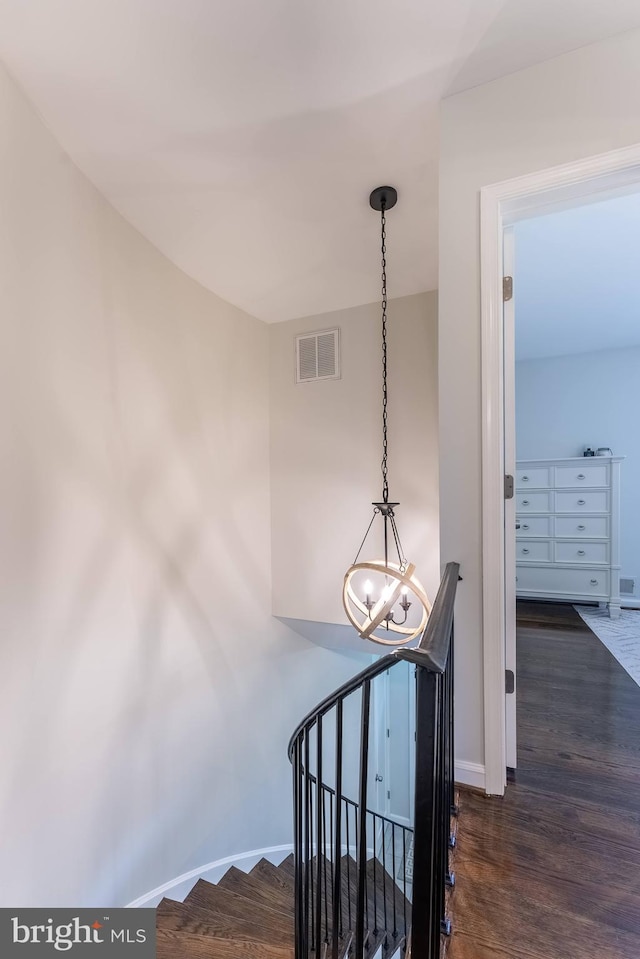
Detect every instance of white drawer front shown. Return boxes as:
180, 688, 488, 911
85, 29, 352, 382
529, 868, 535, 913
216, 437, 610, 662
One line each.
515, 565, 609, 598
516, 492, 551, 513
517, 517, 552, 537
516, 540, 551, 562
554, 464, 609, 488
555, 516, 608, 538
555, 541, 609, 564
516, 467, 551, 489
555, 490, 609, 513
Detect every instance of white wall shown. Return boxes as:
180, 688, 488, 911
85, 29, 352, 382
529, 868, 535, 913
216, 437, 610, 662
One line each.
439, 28, 640, 772
0, 62, 364, 908
270, 292, 440, 627
516, 347, 640, 600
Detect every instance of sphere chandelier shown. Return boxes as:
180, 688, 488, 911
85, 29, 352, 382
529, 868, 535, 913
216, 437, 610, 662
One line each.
342, 187, 431, 646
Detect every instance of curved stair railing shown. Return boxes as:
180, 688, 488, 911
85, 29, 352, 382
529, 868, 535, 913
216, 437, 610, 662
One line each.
288, 561, 460, 959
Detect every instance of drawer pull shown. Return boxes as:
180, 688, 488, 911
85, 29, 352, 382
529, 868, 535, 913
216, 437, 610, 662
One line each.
577, 550, 586, 556
522, 500, 530, 506
521, 548, 530, 554
590, 579, 598, 586
522, 475, 529, 482
577, 499, 586, 506
522, 524, 530, 530
577, 473, 586, 480
577, 525, 586, 531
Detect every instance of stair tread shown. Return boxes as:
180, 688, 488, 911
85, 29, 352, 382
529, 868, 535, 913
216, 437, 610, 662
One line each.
218, 865, 293, 915
156, 927, 294, 959
155, 849, 412, 958
183, 877, 293, 932
302, 854, 409, 948
157, 896, 294, 945
366, 858, 411, 918
251, 857, 294, 894
277, 853, 295, 879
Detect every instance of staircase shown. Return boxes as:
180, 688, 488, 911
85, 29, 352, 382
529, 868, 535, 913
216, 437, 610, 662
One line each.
156, 562, 460, 959
155, 852, 409, 959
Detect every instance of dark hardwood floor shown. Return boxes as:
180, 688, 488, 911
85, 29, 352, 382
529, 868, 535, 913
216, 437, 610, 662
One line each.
448, 601, 640, 959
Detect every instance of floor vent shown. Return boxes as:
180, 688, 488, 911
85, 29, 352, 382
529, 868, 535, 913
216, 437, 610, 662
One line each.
296, 328, 340, 383
620, 577, 636, 595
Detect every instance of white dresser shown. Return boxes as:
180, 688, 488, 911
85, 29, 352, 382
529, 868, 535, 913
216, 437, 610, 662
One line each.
515, 456, 623, 618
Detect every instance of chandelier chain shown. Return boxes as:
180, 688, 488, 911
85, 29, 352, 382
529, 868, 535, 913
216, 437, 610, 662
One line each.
380, 201, 389, 504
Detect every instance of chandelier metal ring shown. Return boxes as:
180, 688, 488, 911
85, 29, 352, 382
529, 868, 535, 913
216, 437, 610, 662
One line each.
343, 560, 431, 646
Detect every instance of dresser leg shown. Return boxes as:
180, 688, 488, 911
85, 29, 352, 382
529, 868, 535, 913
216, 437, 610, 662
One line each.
609, 603, 621, 619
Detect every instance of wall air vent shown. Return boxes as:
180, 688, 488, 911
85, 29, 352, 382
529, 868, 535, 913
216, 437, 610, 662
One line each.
620, 577, 636, 595
295, 328, 340, 384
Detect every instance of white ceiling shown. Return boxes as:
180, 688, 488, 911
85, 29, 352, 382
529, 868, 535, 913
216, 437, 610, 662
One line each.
514, 192, 640, 361
2, 1, 640, 322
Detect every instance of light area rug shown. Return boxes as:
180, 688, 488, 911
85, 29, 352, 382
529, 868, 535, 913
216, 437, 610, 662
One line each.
574, 605, 640, 688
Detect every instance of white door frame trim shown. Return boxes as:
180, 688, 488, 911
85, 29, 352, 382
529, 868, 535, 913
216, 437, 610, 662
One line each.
479, 141, 640, 797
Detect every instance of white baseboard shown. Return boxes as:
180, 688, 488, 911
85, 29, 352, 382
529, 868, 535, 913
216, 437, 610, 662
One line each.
455, 760, 486, 790
126, 844, 294, 909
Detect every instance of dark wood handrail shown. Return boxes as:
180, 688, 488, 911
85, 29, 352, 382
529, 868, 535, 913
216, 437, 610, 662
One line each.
287, 653, 396, 761
395, 561, 460, 673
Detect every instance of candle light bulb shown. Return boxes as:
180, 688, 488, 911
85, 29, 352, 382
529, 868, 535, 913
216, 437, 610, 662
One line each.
364, 580, 373, 596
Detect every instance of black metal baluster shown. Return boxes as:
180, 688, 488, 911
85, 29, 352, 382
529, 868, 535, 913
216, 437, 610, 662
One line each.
431, 673, 443, 957
310, 778, 315, 953
381, 820, 388, 936
411, 666, 439, 959
402, 827, 407, 936
391, 822, 397, 938
346, 801, 352, 930
372, 815, 378, 935
304, 732, 311, 955
355, 680, 371, 959
330, 790, 335, 938
444, 648, 455, 893
440, 664, 447, 896
293, 735, 303, 959
364, 812, 369, 938
316, 718, 323, 955
323, 789, 329, 944
332, 701, 343, 959
449, 622, 457, 819
434, 674, 447, 953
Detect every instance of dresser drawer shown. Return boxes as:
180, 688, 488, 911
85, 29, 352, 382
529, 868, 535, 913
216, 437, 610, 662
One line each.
555, 541, 609, 564
517, 517, 552, 537
516, 492, 552, 512
555, 490, 609, 513
516, 540, 552, 562
516, 467, 551, 489
515, 565, 609, 599
555, 516, 608, 538
555, 464, 609, 488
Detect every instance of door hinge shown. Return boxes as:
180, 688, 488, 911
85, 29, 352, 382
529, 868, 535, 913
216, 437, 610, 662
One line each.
503, 276, 513, 301
504, 474, 514, 499
505, 669, 515, 694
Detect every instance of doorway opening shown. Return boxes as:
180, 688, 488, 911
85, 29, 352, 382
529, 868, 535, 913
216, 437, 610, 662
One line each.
508, 192, 640, 771
480, 143, 640, 795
